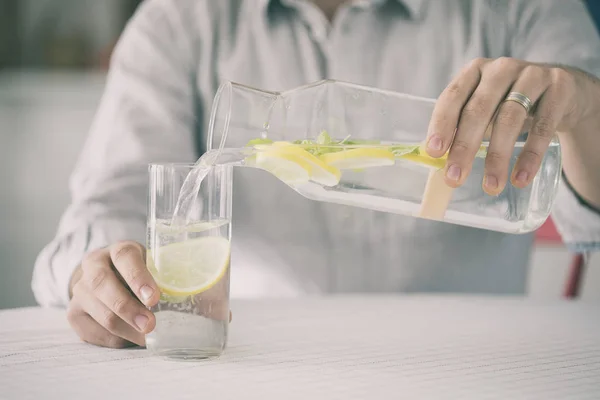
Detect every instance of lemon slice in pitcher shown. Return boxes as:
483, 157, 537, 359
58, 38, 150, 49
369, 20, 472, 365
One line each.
255, 144, 341, 186
273, 144, 341, 186
400, 150, 447, 169
321, 148, 396, 170
255, 147, 312, 185
398, 144, 488, 170
148, 236, 230, 297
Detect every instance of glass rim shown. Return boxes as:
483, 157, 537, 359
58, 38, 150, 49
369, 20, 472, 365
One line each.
148, 162, 197, 167
217, 78, 439, 103
148, 162, 231, 173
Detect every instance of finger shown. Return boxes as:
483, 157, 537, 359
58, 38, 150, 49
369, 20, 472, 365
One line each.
76, 284, 146, 347
82, 253, 156, 335
484, 65, 549, 195
67, 303, 135, 349
512, 71, 571, 188
110, 241, 160, 307
445, 58, 521, 187
426, 58, 485, 157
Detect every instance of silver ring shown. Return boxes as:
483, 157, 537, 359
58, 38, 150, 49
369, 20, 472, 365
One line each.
504, 91, 533, 114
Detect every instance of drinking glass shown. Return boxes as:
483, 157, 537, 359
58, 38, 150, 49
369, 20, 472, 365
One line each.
145, 163, 232, 360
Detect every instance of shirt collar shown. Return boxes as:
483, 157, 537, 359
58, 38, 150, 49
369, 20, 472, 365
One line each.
259, 0, 428, 20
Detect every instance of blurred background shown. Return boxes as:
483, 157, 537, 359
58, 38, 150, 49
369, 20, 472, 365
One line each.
1, 0, 599, 309
0, 0, 142, 309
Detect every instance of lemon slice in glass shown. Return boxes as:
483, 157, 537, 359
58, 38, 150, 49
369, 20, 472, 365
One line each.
321, 148, 395, 170
148, 236, 230, 297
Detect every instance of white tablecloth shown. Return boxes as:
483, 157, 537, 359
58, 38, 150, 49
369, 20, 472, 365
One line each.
1, 296, 599, 399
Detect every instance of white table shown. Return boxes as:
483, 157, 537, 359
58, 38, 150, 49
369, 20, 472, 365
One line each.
1, 296, 599, 399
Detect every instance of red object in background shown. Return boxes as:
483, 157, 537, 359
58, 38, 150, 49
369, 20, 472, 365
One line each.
535, 217, 562, 244
534, 217, 587, 299
564, 254, 587, 299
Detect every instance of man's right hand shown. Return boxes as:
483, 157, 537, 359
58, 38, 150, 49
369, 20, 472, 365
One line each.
67, 241, 160, 348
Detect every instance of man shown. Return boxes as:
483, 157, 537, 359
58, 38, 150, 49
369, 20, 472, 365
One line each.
33, 0, 600, 348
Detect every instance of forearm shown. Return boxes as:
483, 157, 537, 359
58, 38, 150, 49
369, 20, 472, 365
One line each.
32, 234, 85, 308
559, 68, 600, 210
32, 217, 146, 308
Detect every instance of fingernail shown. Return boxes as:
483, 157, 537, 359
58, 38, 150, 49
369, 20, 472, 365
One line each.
484, 175, 498, 190
446, 164, 461, 181
140, 285, 154, 303
515, 171, 529, 184
427, 135, 443, 151
135, 315, 149, 332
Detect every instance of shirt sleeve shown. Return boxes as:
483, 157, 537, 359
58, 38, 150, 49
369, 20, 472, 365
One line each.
31, 0, 200, 307
508, 0, 600, 252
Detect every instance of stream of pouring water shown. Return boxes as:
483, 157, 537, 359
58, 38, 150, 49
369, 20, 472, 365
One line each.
169, 148, 249, 227
170, 162, 212, 227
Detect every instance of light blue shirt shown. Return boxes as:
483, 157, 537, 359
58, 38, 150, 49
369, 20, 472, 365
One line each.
33, 0, 600, 307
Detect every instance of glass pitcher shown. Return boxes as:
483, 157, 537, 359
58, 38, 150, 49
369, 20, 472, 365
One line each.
203, 79, 561, 234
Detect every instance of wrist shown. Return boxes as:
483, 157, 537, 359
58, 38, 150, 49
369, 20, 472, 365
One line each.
570, 67, 600, 131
